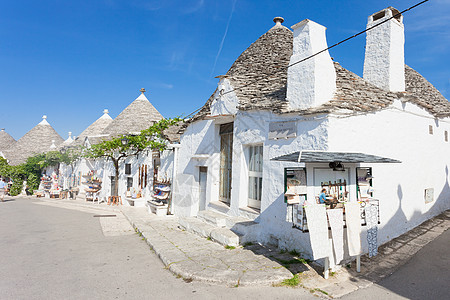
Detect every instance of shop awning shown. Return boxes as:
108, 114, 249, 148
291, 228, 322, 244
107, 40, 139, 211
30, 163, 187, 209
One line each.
271, 151, 401, 163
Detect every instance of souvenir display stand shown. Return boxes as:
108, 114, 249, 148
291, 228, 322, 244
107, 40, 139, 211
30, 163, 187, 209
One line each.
147, 180, 170, 216
41, 175, 52, 197
85, 179, 102, 203
284, 166, 381, 279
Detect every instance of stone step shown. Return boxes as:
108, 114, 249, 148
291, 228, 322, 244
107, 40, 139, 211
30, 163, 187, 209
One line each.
226, 217, 259, 244
197, 210, 228, 227
179, 217, 215, 238
178, 216, 240, 247
210, 227, 240, 247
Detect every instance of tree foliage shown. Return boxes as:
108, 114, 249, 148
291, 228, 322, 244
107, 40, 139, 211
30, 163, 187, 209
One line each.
0, 148, 82, 195
85, 117, 182, 161
84, 117, 182, 196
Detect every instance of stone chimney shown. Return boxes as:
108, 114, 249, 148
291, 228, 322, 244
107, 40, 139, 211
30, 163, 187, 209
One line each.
363, 7, 405, 92
286, 19, 336, 110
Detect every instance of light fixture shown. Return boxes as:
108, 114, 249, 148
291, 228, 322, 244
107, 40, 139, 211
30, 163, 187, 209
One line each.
329, 161, 345, 171
121, 137, 129, 145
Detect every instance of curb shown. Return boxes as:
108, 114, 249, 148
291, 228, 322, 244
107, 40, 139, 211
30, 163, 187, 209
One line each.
121, 211, 292, 287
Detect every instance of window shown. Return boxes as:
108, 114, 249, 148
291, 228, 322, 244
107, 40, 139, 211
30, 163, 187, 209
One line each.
125, 163, 131, 175
429, 125, 433, 135
248, 145, 263, 209
445, 131, 448, 142
127, 177, 133, 190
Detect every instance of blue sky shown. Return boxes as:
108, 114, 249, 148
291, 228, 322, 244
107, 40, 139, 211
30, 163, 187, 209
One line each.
1, 0, 449, 140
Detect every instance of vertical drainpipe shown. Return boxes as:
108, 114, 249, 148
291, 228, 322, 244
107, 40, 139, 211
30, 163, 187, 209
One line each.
169, 143, 181, 215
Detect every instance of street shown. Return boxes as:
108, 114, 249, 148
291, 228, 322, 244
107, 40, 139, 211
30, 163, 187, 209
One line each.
0, 197, 448, 300
342, 227, 450, 300
0, 197, 314, 300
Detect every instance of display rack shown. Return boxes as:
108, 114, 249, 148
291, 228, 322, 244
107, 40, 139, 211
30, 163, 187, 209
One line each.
85, 179, 102, 203
147, 180, 171, 216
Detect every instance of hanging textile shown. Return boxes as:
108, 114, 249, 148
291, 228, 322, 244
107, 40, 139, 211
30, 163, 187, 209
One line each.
344, 202, 362, 256
365, 205, 378, 257
144, 165, 148, 187
327, 208, 344, 264
139, 165, 142, 187
305, 204, 330, 260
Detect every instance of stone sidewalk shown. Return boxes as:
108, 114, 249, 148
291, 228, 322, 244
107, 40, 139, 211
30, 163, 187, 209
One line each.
29, 196, 449, 297
32, 196, 293, 287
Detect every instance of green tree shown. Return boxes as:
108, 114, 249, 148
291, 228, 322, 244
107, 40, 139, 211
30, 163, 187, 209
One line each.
84, 118, 181, 197
0, 158, 26, 196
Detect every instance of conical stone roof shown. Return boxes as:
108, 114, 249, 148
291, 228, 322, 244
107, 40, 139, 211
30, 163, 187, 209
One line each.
0, 128, 16, 152
4, 116, 64, 165
62, 132, 74, 147
72, 109, 113, 146
102, 90, 163, 138
187, 16, 449, 125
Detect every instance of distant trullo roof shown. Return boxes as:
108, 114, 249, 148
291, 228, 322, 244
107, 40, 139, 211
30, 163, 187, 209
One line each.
62, 132, 74, 146
4, 115, 64, 165
102, 89, 163, 137
72, 109, 113, 146
0, 128, 16, 153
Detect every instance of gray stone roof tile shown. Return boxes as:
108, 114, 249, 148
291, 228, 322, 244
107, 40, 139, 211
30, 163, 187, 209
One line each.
102, 93, 163, 138
0, 129, 16, 152
4, 119, 64, 165
174, 20, 450, 138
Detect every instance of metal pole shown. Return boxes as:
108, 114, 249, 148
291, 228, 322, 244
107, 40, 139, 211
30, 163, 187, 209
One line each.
356, 255, 361, 272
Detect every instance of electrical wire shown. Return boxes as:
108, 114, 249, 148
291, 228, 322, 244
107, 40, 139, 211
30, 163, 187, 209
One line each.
184, 0, 430, 119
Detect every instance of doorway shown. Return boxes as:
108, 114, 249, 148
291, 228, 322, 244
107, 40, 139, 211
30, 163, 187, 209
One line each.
219, 123, 233, 204
199, 166, 208, 211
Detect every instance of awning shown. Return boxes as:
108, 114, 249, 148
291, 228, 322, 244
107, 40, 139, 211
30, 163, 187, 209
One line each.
271, 151, 401, 163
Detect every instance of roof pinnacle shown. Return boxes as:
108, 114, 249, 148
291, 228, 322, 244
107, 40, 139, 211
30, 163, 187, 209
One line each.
273, 17, 284, 26
140, 88, 146, 94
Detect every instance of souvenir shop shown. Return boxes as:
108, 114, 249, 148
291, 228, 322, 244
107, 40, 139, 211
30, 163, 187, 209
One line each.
273, 150, 400, 276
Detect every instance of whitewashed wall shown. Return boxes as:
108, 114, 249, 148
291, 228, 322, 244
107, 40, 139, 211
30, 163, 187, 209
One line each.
171, 109, 331, 257
158, 149, 174, 182
99, 154, 154, 206
234, 111, 330, 252
172, 119, 220, 216
328, 100, 450, 247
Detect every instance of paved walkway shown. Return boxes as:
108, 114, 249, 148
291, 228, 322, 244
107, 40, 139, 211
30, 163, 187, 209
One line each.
34, 197, 292, 287
29, 196, 449, 297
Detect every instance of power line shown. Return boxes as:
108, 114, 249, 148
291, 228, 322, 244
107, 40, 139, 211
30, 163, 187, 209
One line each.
185, 0, 430, 119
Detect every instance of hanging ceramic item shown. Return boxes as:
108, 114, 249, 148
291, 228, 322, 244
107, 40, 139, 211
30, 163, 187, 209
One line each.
344, 202, 362, 256
305, 204, 330, 260
365, 205, 378, 257
327, 208, 344, 264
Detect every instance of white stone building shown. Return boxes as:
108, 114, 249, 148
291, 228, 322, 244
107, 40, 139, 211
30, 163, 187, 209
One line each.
66, 90, 164, 205
161, 8, 450, 258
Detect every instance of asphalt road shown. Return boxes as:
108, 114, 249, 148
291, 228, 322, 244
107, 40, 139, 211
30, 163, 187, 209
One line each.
0, 197, 315, 300
342, 226, 450, 300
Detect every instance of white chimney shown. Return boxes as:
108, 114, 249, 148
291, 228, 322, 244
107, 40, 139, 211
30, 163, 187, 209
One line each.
286, 19, 336, 110
363, 7, 405, 92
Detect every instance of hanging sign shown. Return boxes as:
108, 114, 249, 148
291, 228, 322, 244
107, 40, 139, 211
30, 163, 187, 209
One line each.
269, 121, 297, 140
